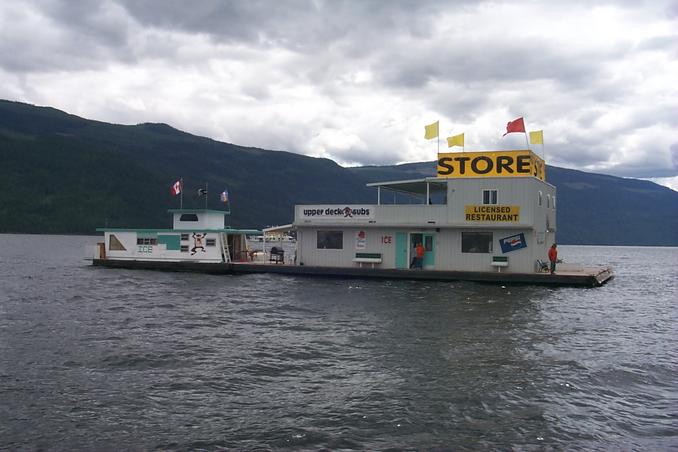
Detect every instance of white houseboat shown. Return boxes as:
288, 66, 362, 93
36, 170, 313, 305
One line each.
93, 149, 612, 286
94, 209, 260, 263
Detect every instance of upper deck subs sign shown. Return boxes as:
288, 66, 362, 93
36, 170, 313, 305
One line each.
299, 205, 374, 220
437, 150, 545, 181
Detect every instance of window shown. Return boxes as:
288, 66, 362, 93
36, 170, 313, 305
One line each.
206, 238, 216, 247
180, 245, 189, 252
461, 232, 493, 253
136, 238, 157, 245
483, 189, 498, 205
547, 194, 551, 209
552, 195, 556, 209
179, 213, 199, 222
180, 233, 189, 241
109, 234, 126, 251
317, 231, 343, 249
424, 235, 433, 252
538, 191, 543, 206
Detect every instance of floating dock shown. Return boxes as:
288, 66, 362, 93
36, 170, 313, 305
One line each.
92, 259, 613, 288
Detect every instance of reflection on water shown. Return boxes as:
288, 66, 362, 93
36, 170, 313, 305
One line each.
0, 236, 676, 450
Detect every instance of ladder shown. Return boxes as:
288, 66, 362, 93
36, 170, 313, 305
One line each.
220, 233, 231, 263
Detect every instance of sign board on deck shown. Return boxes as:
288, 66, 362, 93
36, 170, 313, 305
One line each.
465, 205, 520, 222
499, 232, 527, 253
298, 205, 375, 221
437, 150, 545, 181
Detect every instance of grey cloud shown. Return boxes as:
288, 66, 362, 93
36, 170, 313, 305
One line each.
0, 0, 136, 73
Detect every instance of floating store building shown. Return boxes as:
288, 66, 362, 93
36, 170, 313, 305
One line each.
92, 149, 613, 287
293, 150, 554, 274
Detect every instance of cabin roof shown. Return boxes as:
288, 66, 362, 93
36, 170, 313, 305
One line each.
366, 178, 448, 196
167, 209, 231, 215
96, 228, 261, 234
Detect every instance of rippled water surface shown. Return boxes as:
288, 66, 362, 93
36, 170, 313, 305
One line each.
1, 234, 676, 450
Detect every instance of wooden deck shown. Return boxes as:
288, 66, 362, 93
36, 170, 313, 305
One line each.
92, 259, 614, 288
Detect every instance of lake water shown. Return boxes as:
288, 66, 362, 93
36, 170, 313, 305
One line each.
0, 234, 676, 450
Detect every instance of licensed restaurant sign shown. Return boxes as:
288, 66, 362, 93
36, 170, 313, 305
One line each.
465, 205, 520, 222
437, 150, 545, 181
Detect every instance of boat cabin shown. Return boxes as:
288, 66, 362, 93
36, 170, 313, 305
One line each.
97, 209, 260, 263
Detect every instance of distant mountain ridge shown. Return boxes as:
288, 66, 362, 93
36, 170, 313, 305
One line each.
1, 99, 676, 245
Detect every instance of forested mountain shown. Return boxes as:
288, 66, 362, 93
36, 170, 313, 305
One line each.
1, 100, 676, 245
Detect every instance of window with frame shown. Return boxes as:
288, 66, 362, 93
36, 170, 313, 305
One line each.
461, 232, 493, 253
538, 191, 543, 206
482, 189, 498, 205
179, 213, 199, 222
180, 245, 189, 252
136, 237, 157, 245
206, 238, 216, 247
109, 234, 126, 251
553, 195, 556, 209
180, 233, 189, 241
547, 194, 551, 208
317, 231, 343, 249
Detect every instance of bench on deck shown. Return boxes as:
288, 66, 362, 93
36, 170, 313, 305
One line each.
491, 255, 508, 272
353, 252, 382, 268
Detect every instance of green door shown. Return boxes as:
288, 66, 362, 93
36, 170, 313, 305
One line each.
423, 233, 435, 269
396, 232, 408, 269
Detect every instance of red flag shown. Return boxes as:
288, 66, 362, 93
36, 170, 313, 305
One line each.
503, 117, 525, 136
170, 180, 182, 196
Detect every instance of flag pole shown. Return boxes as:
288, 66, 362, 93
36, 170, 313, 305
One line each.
180, 177, 184, 209
437, 121, 440, 155
542, 132, 546, 161
523, 116, 530, 150
205, 182, 208, 209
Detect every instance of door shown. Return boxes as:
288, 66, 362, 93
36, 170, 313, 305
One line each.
395, 232, 408, 269
422, 233, 435, 269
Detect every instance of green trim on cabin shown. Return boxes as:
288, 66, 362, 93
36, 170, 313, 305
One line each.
158, 234, 181, 250
96, 228, 261, 234
137, 231, 158, 239
355, 252, 382, 259
492, 256, 509, 262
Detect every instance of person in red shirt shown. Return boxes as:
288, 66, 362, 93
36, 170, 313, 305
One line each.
415, 242, 425, 269
548, 243, 558, 274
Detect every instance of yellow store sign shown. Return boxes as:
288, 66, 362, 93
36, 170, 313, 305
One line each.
438, 150, 545, 181
465, 205, 520, 222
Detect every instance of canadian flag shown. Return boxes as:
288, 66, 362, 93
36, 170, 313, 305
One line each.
170, 180, 182, 196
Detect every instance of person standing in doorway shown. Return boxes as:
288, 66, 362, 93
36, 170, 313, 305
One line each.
548, 243, 558, 274
415, 242, 425, 269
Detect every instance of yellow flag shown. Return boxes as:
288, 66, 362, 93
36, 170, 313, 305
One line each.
424, 121, 439, 139
529, 130, 543, 145
447, 133, 464, 147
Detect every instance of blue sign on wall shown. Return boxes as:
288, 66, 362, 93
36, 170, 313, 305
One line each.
499, 232, 527, 253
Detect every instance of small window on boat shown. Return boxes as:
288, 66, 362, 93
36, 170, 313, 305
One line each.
137, 237, 156, 245
482, 189, 498, 205
180, 245, 189, 252
317, 231, 343, 249
179, 214, 199, 222
206, 238, 216, 247
461, 232, 493, 253
552, 195, 556, 209
547, 194, 551, 209
109, 234, 127, 251
180, 233, 189, 241
538, 191, 543, 206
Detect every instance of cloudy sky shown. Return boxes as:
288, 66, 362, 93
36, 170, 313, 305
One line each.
1, 0, 677, 189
